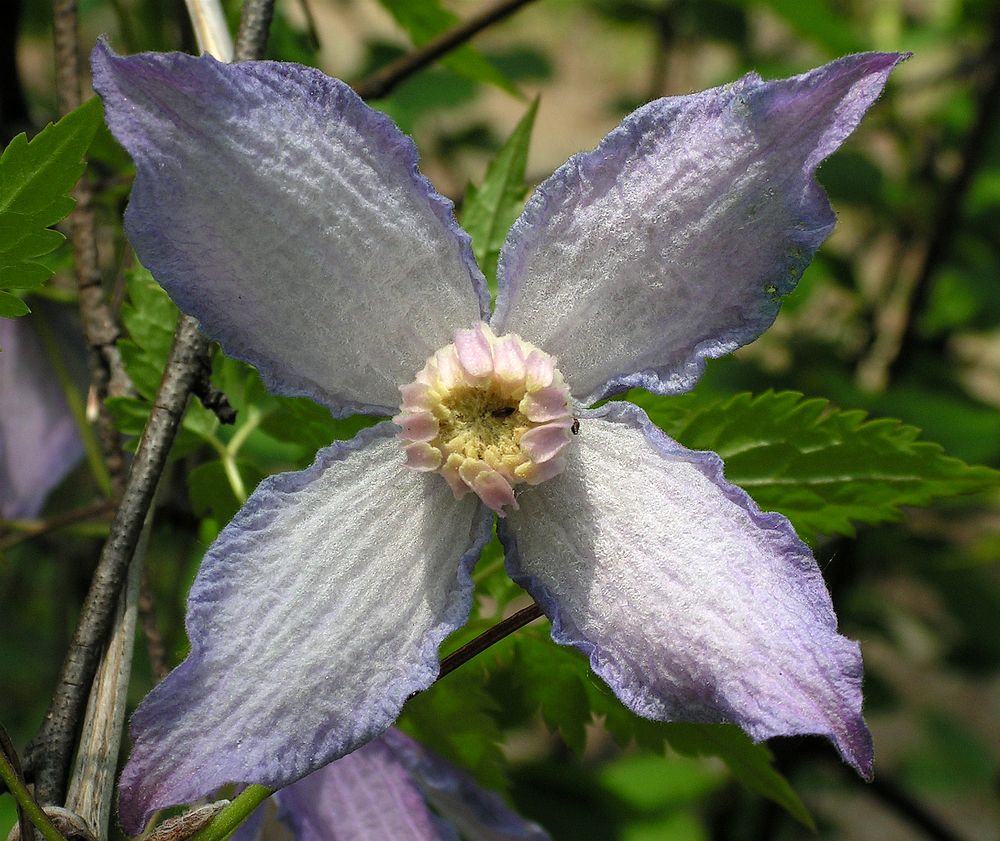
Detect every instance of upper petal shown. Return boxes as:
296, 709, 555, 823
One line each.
92, 42, 487, 416
117, 424, 493, 833
499, 402, 872, 777
0, 311, 84, 518
493, 53, 905, 405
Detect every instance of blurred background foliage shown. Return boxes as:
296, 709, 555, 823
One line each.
2, 1, 999, 839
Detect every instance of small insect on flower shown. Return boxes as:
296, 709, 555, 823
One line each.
571, 418, 580, 435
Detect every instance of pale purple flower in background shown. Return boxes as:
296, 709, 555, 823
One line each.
0, 311, 84, 519
92, 42, 905, 833
232, 729, 548, 841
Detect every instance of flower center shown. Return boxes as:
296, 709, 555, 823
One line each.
394, 322, 574, 515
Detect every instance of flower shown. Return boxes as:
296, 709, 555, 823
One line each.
232, 728, 549, 841
0, 308, 84, 519
92, 41, 905, 833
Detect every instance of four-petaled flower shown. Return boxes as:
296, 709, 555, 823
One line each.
92, 42, 904, 833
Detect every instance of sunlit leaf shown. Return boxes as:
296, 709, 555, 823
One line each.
628, 390, 1000, 544
0, 98, 102, 315
461, 98, 538, 291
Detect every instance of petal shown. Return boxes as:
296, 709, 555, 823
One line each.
493, 53, 906, 405
518, 420, 572, 463
382, 730, 551, 841
458, 459, 518, 515
276, 738, 447, 841
92, 42, 487, 417
454, 323, 495, 380
499, 401, 872, 777
519, 385, 569, 422
0, 311, 84, 519
117, 424, 493, 833
492, 336, 526, 385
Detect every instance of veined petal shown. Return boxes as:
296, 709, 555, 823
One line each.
382, 730, 551, 841
0, 312, 84, 518
117, 424, 493, 833
499, 402, 872, 777
493, 53, 905, 405
92, 42, 487, 417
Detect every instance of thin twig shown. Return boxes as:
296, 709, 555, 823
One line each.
0, 724, 35, 841
436, 601, 543, 682
51, 0, 132, 495
0, 500, 115, 553
184, 0, 234, 61
233, 0, 275, 63
885, 11, 1000, 381
138, 571, 169, 683
63, 518, 147, 841
25, 318, 209, 803
352, 0, 539, 100
0, 743, 66, 841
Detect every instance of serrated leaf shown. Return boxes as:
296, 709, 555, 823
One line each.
659, 723, 814, 830
0, 98, 102, 310
259, 396, 380, 456
460, 98, 537, 290
513, 634, 590, 754
399, 667, 508, 792
119, 265, 180, 400
510, 634, 812, 826
376, 0, 518, 95
628, 389, 1000, 544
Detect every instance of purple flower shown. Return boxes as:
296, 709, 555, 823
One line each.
0, 311, 84, 519
92, 41, 905, 833
232, 728, 548, 841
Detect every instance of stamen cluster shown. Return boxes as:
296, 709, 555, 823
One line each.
394, 322, 574, 514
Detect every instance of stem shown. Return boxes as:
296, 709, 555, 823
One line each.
64, 517, 147, 841
888, 9, 1000, 381
186, 786, 272, 841
436, 601, 543, 682
352, 0, 540, 100
25, 317, 209, 802
0, 499, 114, 552
31, 315, 112, 498
0, 749, 66, 841
52, 0, 133, 497
233, 0, 275, 62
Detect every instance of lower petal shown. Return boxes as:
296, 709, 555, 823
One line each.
499, 402, 872, 777
117, 423, 492, 833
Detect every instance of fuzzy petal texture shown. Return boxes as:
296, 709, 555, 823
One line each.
493, 53, 905, 404
117, 424, 493, 833
499, 402, 872, 777
92, 42, 487, 416
276, 739, 446, 841
0, 313, 83, 518
383, 730, 551, 841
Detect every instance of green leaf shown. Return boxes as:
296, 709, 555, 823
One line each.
509, 633, 812, 826
119, 265, 180, 399
628, 390, 1000, 544
376, 0, 518, 95
187, 459, 265, 525
399, 667, 508, 792
259, 396, 380, 456
660, 724, 814, 829
0, 98, 102, 313
460, 99, 538, 290
0, 290, 29, 317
